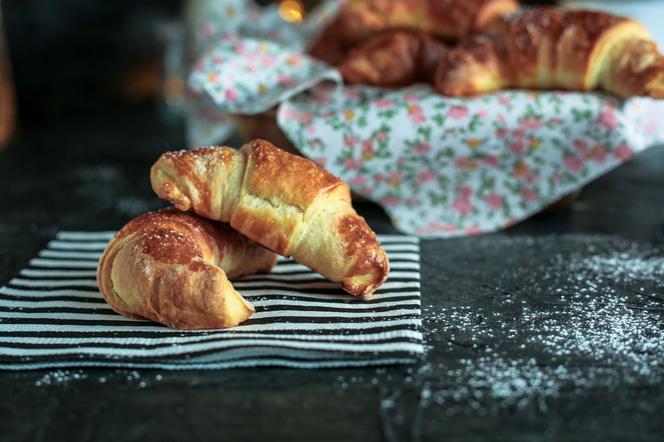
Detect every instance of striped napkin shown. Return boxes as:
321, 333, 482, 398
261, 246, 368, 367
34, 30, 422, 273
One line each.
0, 232, 423, 369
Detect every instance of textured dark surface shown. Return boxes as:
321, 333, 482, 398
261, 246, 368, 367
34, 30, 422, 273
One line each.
1, 109, 663, 442
1, 0, 659, 439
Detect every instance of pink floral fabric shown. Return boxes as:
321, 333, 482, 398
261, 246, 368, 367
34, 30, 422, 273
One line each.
277, 85, 664, 237
189, 34, 339, 116
185, 0, 344, 146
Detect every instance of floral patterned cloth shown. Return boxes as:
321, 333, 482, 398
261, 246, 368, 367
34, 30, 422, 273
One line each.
190, 35, 340, 116
185, 0, 343, 146
186, 0, 664, 237
278, 84, 664, 237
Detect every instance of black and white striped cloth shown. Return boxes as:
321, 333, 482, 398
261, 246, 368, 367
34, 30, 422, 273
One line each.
0, 232, 423, 369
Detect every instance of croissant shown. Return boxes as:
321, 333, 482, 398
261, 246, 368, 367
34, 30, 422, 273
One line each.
434, 8, 664, 98
97, 208, 277, 329
150, 139, 389, 298
340, 31, 448, 87
309, 0, 518, 65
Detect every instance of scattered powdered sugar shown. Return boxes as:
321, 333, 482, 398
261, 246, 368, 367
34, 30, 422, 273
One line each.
427, 357, 571, 415
579, 254, 664, 282
34, 369, 88, 386
526, 242, 663, 378
31, 369, 165, 388
111, 369, 161, 388
523, 288, 662, 377
420, 234, 664, 414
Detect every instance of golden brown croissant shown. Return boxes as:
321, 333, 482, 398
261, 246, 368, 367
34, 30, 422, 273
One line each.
309, 0, 518, 65
150, 140, 389, 298
434, 8, 664, 98
339, 31, 448, 87
97, 208, 277, 329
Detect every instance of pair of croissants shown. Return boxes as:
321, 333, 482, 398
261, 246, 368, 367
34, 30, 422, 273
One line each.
310, 0, 664, 99
97, 140, 389, 329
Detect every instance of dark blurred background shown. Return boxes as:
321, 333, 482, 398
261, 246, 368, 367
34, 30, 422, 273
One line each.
0, 0, 555, 138
2, 0, 182, 131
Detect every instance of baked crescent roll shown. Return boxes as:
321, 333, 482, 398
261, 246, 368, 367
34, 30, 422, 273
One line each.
309, 0, 518, 65
337, 0, 519, 43
339, 30, 448, 87
97, 208, 277, 329
150, 139, 389, 298
434, 8, 664, 98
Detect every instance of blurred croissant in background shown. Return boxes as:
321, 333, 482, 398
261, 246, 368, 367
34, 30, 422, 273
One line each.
310, 0, 664, 99
434, 8, 664, 98
339, 30, 448, 88
309, 0, 518, 65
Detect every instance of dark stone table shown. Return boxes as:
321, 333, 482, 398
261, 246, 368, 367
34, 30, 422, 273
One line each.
1, 109, 663, 442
